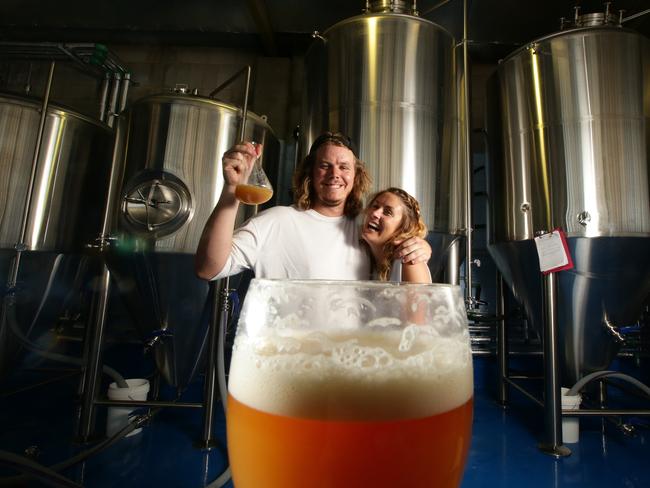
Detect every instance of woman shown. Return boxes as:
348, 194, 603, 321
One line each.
361, 187, 432, 283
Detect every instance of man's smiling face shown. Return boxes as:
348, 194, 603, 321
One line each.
311, 142, 356, 216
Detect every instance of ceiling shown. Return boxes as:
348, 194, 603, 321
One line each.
0, 0, 649, 62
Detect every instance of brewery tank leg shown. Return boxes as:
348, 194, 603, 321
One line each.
496, 272, 509, 406
76, 262, 112, 443
538, 272, 571, 457
197, 278, 230, 449
445, 238, 460, 285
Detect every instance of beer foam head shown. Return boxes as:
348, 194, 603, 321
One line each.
229, 279, 473, 421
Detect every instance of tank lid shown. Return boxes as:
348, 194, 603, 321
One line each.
171, 84, 199, 96
560, 4, 622, 30
364, 0, 418, 15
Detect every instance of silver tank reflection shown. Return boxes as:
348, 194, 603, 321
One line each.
0, 93, 113, 380
301, 2, 465, 278
107, 91, 280, 388
487, 12, 650, 385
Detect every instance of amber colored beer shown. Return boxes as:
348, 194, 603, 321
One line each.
235, 184, 273, 204
227, 395, 473, 488
227, 280, 473, 488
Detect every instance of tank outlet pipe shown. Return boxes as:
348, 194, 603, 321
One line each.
4, 60, 56, 291
18, 60, 55, 247
239, 66, 252, 140
106, 72, 122, 128
99, 71, 110, 122
92, 113, 129, 250
118, 72, 131, 113
461, 0, 476, 309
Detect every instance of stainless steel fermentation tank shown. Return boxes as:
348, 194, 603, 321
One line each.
487, 16, 650, 385
0, 93, 113, 380
107, 92, 279, 388
301, 4, 464, 277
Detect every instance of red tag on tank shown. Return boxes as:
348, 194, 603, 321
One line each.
534, 228, 574, 274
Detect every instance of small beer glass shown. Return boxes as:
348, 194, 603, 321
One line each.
234, 141, 273, 205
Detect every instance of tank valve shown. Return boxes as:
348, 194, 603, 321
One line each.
577, 211, 591, 226
619, 423, 636, 437
174, 84, 190, 94
144, 328, 174, 353
312, 31, 327, 43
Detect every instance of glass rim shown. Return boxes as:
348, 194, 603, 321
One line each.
248, 278, 462, 290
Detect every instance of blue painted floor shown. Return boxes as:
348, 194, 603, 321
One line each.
1, 356, 649, 487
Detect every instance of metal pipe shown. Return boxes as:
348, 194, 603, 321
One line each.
209, 66, 251, 100
503, 378, 544, 407
118, 72, 131, 113
76, 263, 111, 442
17, 61, 56, 252
446, 238, 460, 285
199, 281, 224, 448
538, 272, 571, 457
238, 67, 252, 141
563, 409, 650, 417
99, 72, 110, 122
1, 59, 57, 317
106, 72, 121, 128
98, 116, 127, 244
622, 8, 650, 23
496, 272, 508, 405
201, 65, 253, 447
598, 378, 609, 432
421, 0, 451, 15
75, 81, 130, 440
462, 0, 474, 307
94, 399, 203, 408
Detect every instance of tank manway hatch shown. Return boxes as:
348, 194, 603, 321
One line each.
121, 171, 193, 239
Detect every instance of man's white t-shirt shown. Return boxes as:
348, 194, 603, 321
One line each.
212, 206, 370, 281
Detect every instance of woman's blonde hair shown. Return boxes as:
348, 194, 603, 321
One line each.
364, 187, 428, 281
292, 131, 371, 218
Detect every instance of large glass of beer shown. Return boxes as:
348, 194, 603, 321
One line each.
227, 279, 473, 488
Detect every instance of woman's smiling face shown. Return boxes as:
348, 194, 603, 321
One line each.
361, 191, 405, 249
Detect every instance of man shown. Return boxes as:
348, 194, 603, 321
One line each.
195, 131, 430, 281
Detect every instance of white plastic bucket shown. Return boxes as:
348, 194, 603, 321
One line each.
106, 378, 150, 437
561, 387, 582, 443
